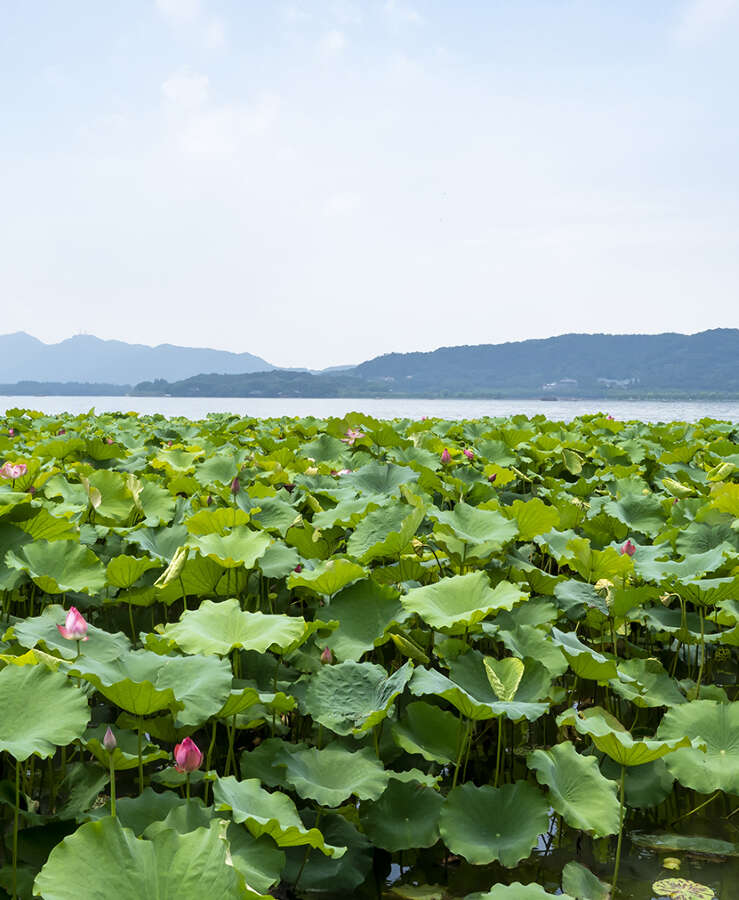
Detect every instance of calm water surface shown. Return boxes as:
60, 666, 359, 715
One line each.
1, 396, 738, 422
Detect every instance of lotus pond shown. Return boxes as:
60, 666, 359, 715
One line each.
0, 408, 738, 900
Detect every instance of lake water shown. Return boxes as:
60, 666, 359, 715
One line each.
1, 396, 738, 422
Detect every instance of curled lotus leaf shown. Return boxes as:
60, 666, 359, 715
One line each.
652, 878, 715, 900
281, 744, 389, 806
287, 558, 367, 596
402, 572, 527, 631
465, 886, 574, 899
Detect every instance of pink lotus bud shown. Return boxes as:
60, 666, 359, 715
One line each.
463, 448, 474, 460
673, 497, 678, 505
294, 564, 303, 574
620, 539, 636, 557
167, 440, 173, 447
106, 437, 114, 445
607, 415, 614, 421
57, 606, 89, 641
230, 476, 240, 494
27, 485, 36, 495
320, 646, 333, 664
58, 428, 66, 435
8, 428, 14, 437
421, 416, 427, 421
206, 494, 213, 506
173, 737, 202, 773
488, 473, 497, 483
1, 462, 27, 479
441, 448, 451, 464
103, 727, 117, 752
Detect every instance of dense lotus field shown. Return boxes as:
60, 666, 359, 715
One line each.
0, 408, 738, 900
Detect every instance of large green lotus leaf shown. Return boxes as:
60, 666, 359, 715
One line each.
631, 832, 739, 857
227, 826, 285, 896
495, 622, 568, 678
155, 599, 325, 656
633, 545, 732, 584
563, 537, 632, 582
600, 757, 675, 809
561, 861, 610, 900
361, 779, 443, 851
346, 502, 425, 563
319, 579, 408, 662
303, 660, 413, 735
603, 492, 665, 537
193, 453, 241, 487
151, 448, 201, 472
451, 649, 551, 706
71, 650, 183, 717
676, 522, 738, 556
187, 526, 271, 568
85, 470, 136, 522
282, 745, 388, 806
0, 664, 89, 760
33, 817, 252, 899
610, 658, 686, 708
106, 555, 161, 589
311, 496, 380, 530
258, 541, 300, 578
185, 507, 250, 536
136, 479, 176, 525
281, 811, 372, 895
409, 667, 503, 721
440, 781, 549, 867
301, 433, 349, 463
248, 496, 299, 537
557, 706, 696, 766
287, 558, 366, 596
402, 573, 526, 631
550, 628, 618, 682
678, 576, 739, 607
126, 525, 189, 562
343, 461, 418, 495
506, 497, 560, 541
527, 741, 620, 836
10, 507, 79, 542
155, 653, 233, 727
430, 501, 518, 549
466, 887, 573, 900
213, 776, 344, 856
553, 580, 609, 619
7, 605, 131, 662
83, 724, 169, 771
656, 700, 739, 794
5, 540, 106, 594
484, 656, 524, 702
391, 701, 462, 764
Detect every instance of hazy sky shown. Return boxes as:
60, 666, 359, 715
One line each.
2, 1, 738, 368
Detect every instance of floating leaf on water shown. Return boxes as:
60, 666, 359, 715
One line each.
652, 877, 715, 899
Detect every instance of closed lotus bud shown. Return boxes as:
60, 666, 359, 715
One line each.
488, 473, 497, 483
155, 546, 188, 588
106, 437, 114, 445
57, 606, 89, 641
294, 564, 303, 574
620, 539, 636, 557
206, 494, 213, 506
230, 475, 240, 494
58, 428, 66, 435
320, 646, 333, 664
8, 428, 14, 437
441, 448, 451, 464
27, 485, 36, 495
463, 448, 474, 460
103, 727, 117, 752
173, 737, 202, 773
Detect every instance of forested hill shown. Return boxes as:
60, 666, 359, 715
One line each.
350, 329, 739, 395
131, 329, 738, 399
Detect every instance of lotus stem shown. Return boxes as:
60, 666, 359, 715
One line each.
670, 789, 720, 826
186, 772, 191, 801
494, 717, 504, 787
696, 606, 705, 698
128, 603, 136, 644
137, 718, 144, 794
12, 757, 19, 900
612, 764, 626, 891
108, 753, 117, 818
203, 719, 217, 804
453, 718, 471, 789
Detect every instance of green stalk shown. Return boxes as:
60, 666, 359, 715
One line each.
612, 764, 626, 890
696, 605, 705, 698
186, 772, 191, 801
203, 719, 218, 805
494, 717, 504, 788
452, 718, 471, 789
137, 718, 144, 794
108, 753, 117, 818
12, 757, 19, 900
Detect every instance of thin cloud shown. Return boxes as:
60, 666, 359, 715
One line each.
673, 0, 739, 44
319, 29, 347, 54
384, 0, 424, 25
155, 0, 201, 25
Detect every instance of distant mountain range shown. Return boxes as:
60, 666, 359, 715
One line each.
0, 329, 737, 399
0, 333, 273, 384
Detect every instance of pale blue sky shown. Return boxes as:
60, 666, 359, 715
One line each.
1, 1, 738, 368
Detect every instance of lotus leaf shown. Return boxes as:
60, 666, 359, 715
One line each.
5, 540, 106, 594
527, 741, 620, 836
287, 558, 366, 596
439, 781, 549, 866
346, 501, 425, 563
187, 525, 271, 568
402, 572, 526, 631
656, 700, 739, 794
561, 861, 610, 900
391, 701, 462, 764
465, 886, 573, 899
0, 664, 89, 760
652, 878, 715, 899
281, 745, 388, 806
361, 779, 443, 851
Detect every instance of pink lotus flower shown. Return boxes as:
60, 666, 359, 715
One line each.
58, 428, 66, 435
106, 437, 114, 445
620, 539, 636, 557
320, 646, 333, 664
230, 476, 240, 494
103, 727, 117, 752
167, 440, 173, 447
341, 427, 365, 446
174, 737, 202, 773
463, 448, 474, 460
441, 448, 451, 464
0, 462, 27, 480
8, 428, 14, 437
57, 606, 89, 641
607, 415, 614, 421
